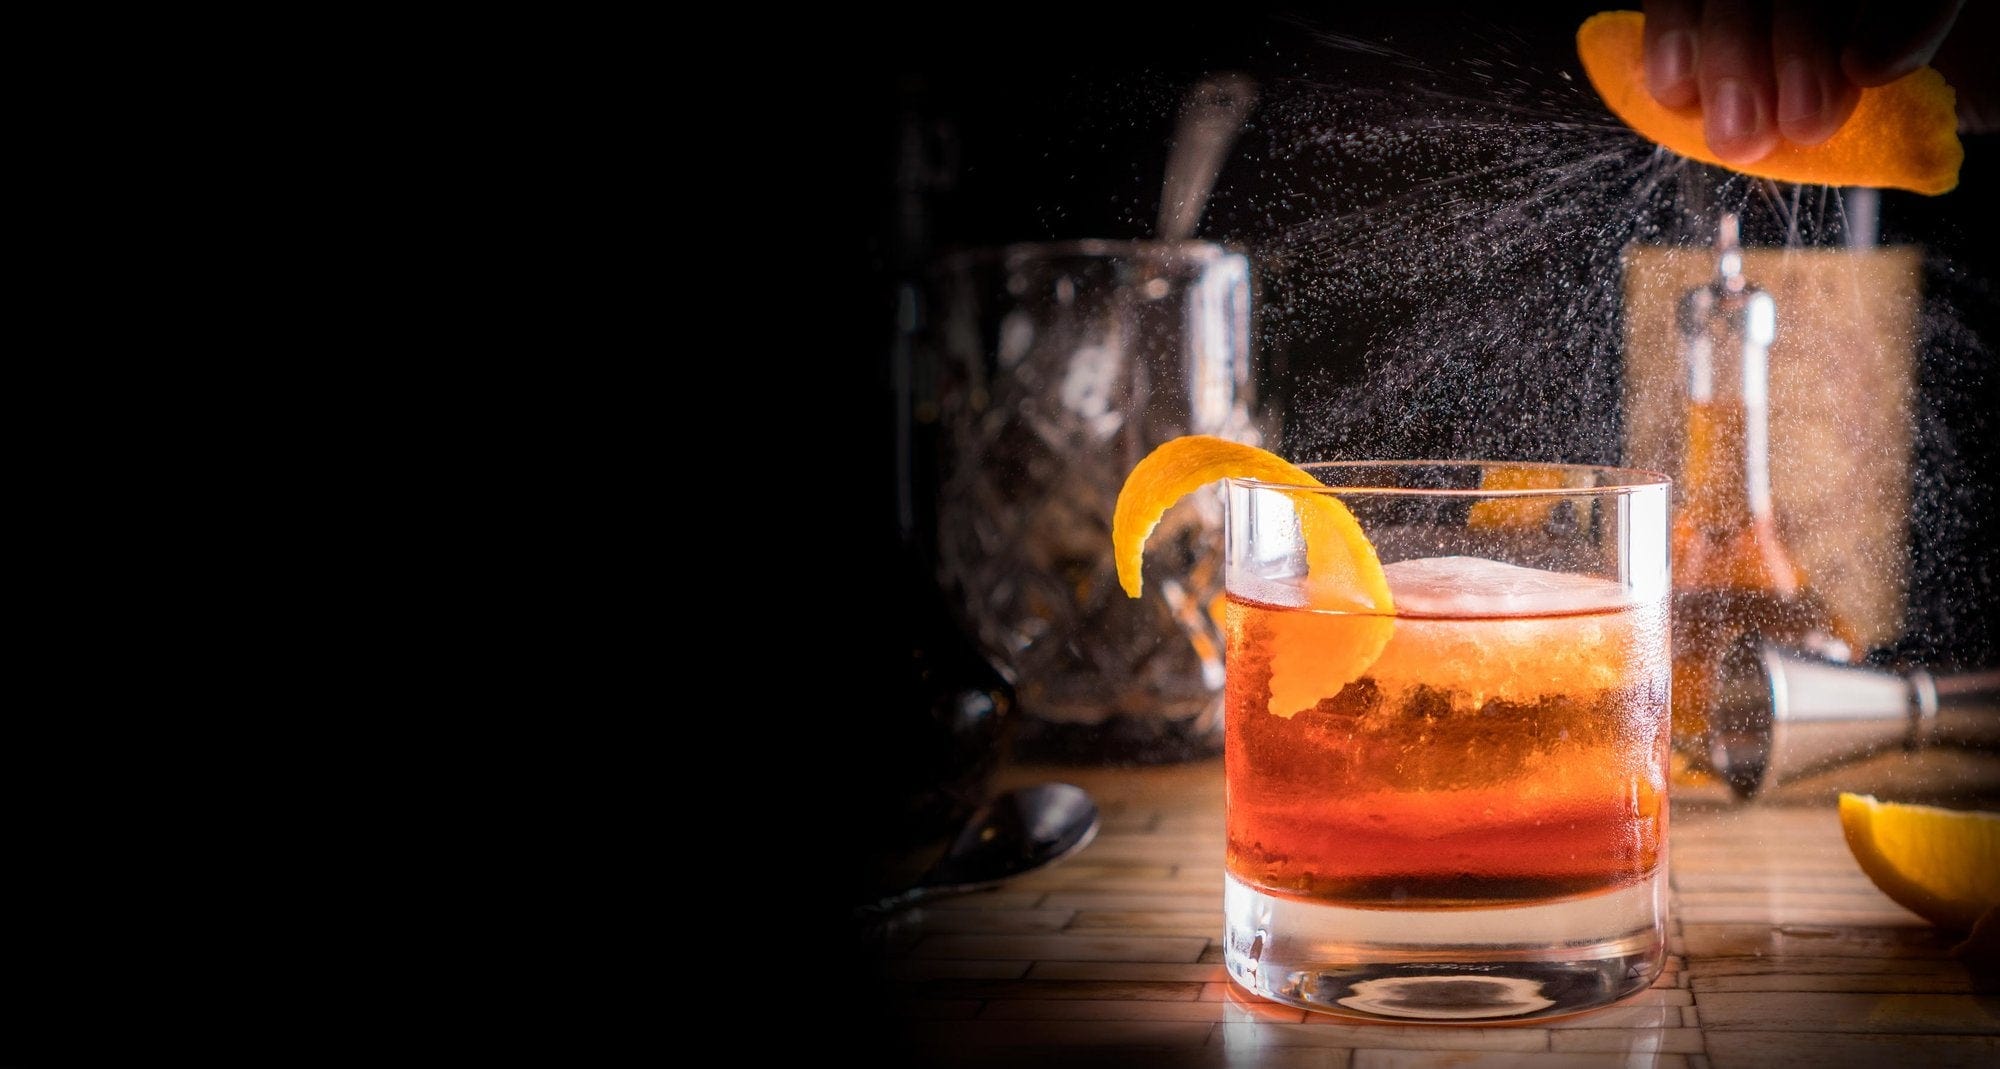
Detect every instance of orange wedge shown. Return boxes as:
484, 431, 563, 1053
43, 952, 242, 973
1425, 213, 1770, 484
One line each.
1577, 10, 1962, 195
1838, 792, 2000, 933
1113, 435, 1394, 717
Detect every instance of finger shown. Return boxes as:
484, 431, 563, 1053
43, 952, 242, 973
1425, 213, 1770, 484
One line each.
1773, 0, 1861, 144
1644, 0, 1703, 108
1842, 0, 1964, 86
1698, 0, 1781, 165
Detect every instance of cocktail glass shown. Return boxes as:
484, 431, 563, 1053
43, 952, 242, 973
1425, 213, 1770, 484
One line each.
1222, 461, 1672, 1021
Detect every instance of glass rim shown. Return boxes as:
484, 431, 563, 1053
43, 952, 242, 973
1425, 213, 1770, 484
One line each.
934, 237, 1247, 271
1229, 460, 1672, 496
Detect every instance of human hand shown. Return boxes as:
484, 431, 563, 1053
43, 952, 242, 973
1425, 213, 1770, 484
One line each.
1642, 1, 1965, 165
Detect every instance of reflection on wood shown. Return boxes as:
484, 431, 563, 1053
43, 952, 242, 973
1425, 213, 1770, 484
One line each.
853, 758, 2000, 1066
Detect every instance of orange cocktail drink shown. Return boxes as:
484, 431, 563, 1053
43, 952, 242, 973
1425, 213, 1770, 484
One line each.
1224, 554, 1667, 910
1116, 445, 1671, 1021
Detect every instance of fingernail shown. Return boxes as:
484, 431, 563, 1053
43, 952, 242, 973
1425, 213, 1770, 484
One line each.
1707, 77, 1766, 160
1648, 30, 1696, 104
1777, 58, 1824, 126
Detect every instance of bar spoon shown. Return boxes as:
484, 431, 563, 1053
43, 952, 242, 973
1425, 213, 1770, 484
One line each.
859, 782, 1100, 917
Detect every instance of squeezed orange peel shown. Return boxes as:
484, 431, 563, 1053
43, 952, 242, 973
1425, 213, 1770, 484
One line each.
1838, 792, 2000, 934
1113, 435, 1395, 717
1577, 10, 1962, 195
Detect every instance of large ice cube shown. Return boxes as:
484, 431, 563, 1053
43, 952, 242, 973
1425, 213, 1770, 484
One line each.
1384, 555, 1633, 617
1364, 556, 1663, 706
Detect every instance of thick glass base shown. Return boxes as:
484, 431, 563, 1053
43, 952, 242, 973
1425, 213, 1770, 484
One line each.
1223, 869, 1668, 1022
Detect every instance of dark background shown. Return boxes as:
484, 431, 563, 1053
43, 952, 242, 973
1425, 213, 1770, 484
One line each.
853, 2, 1999, 672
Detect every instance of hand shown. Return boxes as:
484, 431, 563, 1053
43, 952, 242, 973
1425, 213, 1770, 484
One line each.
1642, 1, 1965, 165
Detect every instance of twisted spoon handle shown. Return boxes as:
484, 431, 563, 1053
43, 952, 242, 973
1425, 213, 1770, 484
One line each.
1158, 72, 1258, 242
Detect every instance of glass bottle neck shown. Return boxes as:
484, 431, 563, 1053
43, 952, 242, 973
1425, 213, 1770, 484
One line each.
1677, 276, 1777, 526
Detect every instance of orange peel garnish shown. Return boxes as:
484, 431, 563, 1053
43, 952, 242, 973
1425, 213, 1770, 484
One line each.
1577, 10, 1962, 195
1113, 435, 1395, 717
1113, 435, 1391, 611
1253, 608, 1397, 720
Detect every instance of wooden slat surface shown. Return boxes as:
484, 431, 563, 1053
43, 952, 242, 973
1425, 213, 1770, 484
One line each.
857, 748, 2000, 1068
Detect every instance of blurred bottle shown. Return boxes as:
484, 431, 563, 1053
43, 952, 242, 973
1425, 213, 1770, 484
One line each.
852, 77, 1015, 899
1668, 213, 1863, 784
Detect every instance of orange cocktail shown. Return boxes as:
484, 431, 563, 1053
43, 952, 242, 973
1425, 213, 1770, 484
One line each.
1225, 556, 1667, 907
1114, 444, 1672, 1022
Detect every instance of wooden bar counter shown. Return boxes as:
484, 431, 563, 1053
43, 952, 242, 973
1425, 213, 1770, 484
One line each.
853, 745, 2000, 1068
